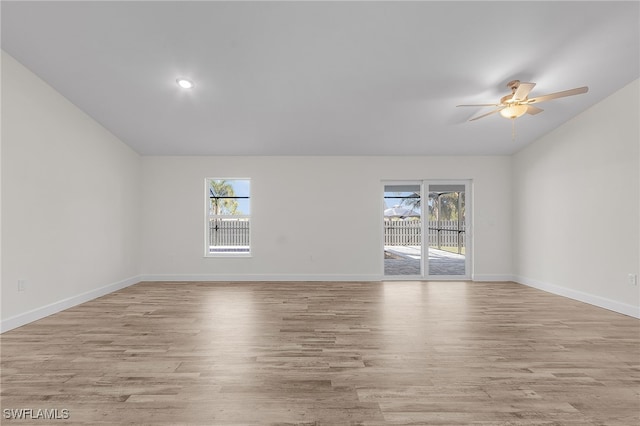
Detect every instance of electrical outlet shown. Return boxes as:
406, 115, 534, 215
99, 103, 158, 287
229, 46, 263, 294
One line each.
18, 280, 27, 292
628, 274, 638, 286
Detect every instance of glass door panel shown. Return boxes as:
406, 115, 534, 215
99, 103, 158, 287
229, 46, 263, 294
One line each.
383, 183, 423, 277
427, 183, 469, 278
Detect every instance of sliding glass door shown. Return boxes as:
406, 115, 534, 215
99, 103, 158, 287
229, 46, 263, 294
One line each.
383, 180, 471, 280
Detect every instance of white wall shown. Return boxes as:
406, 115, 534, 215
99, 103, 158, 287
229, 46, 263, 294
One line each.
140, 155, 512, 281
1, 51, 142, 331
5, 49, 635, 332
512, 79, 640, 317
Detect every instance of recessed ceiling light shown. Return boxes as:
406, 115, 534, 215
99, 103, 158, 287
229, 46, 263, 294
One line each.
176, 78, 194, 89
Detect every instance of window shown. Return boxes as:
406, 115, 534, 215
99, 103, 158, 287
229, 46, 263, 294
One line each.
205, 178, 250, 256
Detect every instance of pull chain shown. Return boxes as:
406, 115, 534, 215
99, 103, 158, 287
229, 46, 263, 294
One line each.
511, 119, 516, 141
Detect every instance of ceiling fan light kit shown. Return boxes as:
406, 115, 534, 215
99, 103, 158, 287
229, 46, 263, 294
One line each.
499, 104, 528, 119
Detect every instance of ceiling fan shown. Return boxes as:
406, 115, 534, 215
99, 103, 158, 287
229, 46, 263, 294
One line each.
457, 80, 589, 122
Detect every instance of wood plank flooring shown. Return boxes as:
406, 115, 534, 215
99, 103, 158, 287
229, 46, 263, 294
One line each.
1, 281, 639, 425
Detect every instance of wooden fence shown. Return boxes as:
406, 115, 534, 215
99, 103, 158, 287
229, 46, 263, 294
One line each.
209, 218, 463, 251
384, 220, 465, 250
209, 218, 250, 248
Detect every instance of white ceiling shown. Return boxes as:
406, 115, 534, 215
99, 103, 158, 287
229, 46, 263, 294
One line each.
2, 1, 638, 156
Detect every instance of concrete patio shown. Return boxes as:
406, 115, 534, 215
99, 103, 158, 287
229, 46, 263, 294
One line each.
384, 245, 466, 276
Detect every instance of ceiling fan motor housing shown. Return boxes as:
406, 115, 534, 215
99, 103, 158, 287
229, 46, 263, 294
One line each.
507, 80, 521, 90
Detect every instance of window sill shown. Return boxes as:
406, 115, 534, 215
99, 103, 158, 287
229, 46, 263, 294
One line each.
204, 253, 252, 258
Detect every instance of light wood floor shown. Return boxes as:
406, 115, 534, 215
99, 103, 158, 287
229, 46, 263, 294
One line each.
1, 281, 639, 425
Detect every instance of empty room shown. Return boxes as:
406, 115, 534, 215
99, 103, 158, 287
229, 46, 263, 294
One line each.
1, 1, 639, 425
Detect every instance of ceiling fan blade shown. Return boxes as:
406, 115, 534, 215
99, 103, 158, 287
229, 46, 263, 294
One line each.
526, 105, 544, 115
469, 107, 504, 121
512, 82, 536, 101
456, 103, 501, 107
527, 86, 588, 104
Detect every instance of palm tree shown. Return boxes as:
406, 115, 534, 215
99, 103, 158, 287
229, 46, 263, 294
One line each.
209, 180, 239, 215
399, 191, 465, 221
400, 191, 421, 212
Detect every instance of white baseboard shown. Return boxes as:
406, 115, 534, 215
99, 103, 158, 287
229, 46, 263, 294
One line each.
140, 274, 381, 282
143, 274, 519, 283
514, 275, 640, 319
0, 275, 142, 333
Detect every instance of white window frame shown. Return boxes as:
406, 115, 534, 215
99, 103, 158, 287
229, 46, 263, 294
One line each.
204, 178, 251, 257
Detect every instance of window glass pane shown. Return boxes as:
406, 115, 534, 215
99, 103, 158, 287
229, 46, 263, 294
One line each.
207, 178, 250, 255
209, 179, 250, 216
